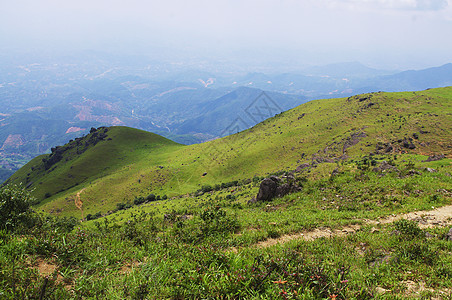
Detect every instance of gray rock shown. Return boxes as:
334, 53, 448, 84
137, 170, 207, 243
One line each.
423, 154, 445, 162
425, 232, 434, 239
447, 228, 452, 241
256, 178, 278, 201
372, 161, 398, 173
295, 163, 310, 172
426, 167, 438, 173
253, 175, 302, 202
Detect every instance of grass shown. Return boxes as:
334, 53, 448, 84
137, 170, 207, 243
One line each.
6, 87, 452, 218
1, 156, 451, 298
0, 86, 451, 298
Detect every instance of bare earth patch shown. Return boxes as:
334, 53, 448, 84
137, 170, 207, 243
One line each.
35, 258, 57, 277
251, 204, 452, 249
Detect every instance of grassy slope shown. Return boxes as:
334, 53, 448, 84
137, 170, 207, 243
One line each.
2, 87, 452, 299
7, 87, 452, 218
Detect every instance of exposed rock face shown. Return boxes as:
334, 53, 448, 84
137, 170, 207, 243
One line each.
42, 127, 109, 170
402, 137, 416, 149
256, 177, 279, 201
423, 154, 445, 162
342, 131, 367, 153
372, 161, 399, 173
253, 175, 302, 203
295, 163, 310, 172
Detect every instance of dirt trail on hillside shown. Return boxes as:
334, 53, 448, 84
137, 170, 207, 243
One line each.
74, 189, 85, 218
255, 204, 452, 249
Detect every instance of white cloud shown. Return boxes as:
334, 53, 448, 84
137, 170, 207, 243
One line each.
320, 0, 448, 11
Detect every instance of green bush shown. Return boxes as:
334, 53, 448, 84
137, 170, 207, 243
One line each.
201, 185, 213, 193
146, 194, 156, 202
0, 184, 37, 232
199, 205, 240, 237
134, 197, 145, 205
394, 219, 422, 238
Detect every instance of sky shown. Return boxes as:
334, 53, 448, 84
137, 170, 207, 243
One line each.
1, 0, 452, 70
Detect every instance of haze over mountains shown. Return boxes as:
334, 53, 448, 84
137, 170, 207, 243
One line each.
0, 51, 451, 180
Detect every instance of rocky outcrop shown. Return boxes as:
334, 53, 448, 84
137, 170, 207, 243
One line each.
255, 177, 279, 201
295, 163, 310, 172
423, 154, 445, 162
250, 175, 302, 203
372, 161, 399, 173
42, 127, 109, 170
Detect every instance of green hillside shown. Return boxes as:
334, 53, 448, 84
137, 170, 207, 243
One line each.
7, 87, 452, 218
2, 86, 452, 299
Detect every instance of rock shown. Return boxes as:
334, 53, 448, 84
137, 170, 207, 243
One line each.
407, 170, 421, 176
423, 154, 445, 162
256, 178, 278, 201
372, 161, 398, 173
269, 175, 281, 183
331, 168, 340, 177
402, 137, 416, 149
424, 232, 434, 239
425, 167, 437, 173
447, 228, 452, 241
276, 183, 292, 197
248, 197, 257, 204
253, 175, 302, 202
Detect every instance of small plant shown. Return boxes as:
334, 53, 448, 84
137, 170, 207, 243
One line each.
394, 219, 422, 238
199, 205, 240, 237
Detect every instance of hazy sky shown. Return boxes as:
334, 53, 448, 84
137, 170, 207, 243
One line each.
1, 0, 452, 69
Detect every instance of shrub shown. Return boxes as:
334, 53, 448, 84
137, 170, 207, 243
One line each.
146, 194, 156, 202
201, 185, 213, 193
394, 219, 422, 238
134, 197, 145, 205
199, 205, 240, 237
116, 202, 126, 211
0, 184, 37, 232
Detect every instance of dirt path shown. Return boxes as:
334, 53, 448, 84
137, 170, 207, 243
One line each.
255, 204, 452, 248
74, 188, 85, 218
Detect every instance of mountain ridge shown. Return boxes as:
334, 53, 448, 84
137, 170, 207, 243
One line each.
6, 86, 452, 218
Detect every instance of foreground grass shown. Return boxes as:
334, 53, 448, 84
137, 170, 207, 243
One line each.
1, 156, 451, 299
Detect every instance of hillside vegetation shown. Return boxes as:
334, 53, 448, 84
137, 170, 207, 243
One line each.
7, 87, 452, 218
1, 86, 451, 299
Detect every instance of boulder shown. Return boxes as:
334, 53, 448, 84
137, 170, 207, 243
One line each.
256, 178, 278, 201
295, 164, 309, 172
372, 161, 398, 173
423, 154, 445, 162
254, 175, 302, 202
402, 137, 416, 149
